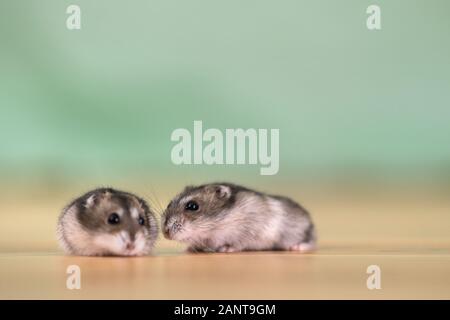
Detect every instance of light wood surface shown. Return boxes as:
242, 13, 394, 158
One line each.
1, 187, 449, 299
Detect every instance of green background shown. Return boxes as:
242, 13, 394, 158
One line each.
1, 0, 449, 189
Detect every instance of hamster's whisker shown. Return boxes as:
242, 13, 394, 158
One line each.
146, 185, 165, 212
143, 194, 163, 215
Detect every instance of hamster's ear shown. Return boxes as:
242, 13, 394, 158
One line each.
137, 197, 150, 212
214, 185, 231, 199
83, 194, 96, 208
183, 185, 194, 193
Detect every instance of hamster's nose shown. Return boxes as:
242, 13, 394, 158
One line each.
126, 242, 135, 251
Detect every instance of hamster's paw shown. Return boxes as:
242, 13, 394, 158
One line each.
289, 242, 316, 253
217, 245, 237, 253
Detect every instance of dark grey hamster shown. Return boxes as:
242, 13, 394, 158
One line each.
57, 188, 158, 256
162, 183, 316, 253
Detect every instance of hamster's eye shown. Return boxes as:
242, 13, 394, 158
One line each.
107, 213, 120, 225
185, 200, 199, 211
138, 216, 145, 226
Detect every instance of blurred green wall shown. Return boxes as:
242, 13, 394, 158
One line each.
0, 1, 449, 187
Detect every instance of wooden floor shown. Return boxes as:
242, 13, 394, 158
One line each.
1, 187, 449, 299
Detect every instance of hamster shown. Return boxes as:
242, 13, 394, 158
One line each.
57, 188, 158, 256
162, 182, 317, 253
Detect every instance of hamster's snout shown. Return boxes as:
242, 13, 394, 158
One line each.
118, 231, 141, 254
163, 219, 182, 239
119, 232, 148, 256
